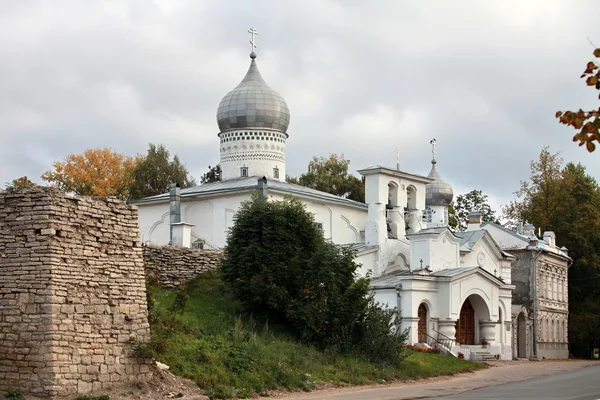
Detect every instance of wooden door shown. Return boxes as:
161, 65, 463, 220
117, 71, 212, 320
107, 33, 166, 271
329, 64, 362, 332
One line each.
456, 299, 475, 345
418, 304, 428, 343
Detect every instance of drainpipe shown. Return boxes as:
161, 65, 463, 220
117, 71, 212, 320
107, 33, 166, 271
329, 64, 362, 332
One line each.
169, 183, 181, 244
258, 176, 268, 198
531, 250, 543, 359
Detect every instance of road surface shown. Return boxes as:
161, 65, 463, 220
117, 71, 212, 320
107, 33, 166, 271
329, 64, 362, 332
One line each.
264, 360, 599, 400
434, 365, 600, 399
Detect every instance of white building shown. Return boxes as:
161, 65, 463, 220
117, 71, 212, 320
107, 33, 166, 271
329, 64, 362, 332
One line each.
135, 46, 515, 360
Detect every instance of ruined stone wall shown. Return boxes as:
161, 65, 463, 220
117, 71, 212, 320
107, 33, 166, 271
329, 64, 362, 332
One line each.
0, 187, 151, 398
143, 245, 223, 288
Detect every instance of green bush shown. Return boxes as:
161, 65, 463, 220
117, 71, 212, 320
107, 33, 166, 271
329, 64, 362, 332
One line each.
222, 194, 407, 364
3, 389, 22, 400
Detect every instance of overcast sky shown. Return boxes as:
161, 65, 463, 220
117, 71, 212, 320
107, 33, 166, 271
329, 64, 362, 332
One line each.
1, 0, 599, 212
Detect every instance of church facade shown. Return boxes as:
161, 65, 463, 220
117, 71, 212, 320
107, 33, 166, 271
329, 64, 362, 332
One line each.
135, 44, 517, 360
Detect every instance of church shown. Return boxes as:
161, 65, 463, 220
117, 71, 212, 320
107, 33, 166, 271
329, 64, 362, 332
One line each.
135, 38, 517, 360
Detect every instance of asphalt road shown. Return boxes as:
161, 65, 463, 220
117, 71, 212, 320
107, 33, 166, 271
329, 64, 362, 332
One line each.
434, 365, 600, 400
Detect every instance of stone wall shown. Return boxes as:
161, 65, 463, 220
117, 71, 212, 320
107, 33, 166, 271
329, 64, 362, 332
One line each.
143, 245, 223, 288
0, 187, 151, 398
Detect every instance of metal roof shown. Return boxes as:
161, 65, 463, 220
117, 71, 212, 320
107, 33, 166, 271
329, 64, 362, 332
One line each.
217, 53, 290, 133
425, 161, 453, 206
133, 176, 367, 208
340, 243, 378, 254
454, 230, 486, 252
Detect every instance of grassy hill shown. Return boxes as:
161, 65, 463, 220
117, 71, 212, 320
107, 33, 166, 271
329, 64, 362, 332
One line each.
141, 272, 482, 399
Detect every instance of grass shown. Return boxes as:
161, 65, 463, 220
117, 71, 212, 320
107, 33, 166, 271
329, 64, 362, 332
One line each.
144, 271, 483, 399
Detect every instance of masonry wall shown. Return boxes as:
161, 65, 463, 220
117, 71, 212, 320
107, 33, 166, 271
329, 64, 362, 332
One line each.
143, 245, 223, 288
0, 187, 151, 398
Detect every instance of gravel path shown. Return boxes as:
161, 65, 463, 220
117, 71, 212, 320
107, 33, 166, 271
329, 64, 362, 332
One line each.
261, 360, 600, 400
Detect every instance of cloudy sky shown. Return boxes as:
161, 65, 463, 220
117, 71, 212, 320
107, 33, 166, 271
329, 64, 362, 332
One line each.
1, 0, 599, 212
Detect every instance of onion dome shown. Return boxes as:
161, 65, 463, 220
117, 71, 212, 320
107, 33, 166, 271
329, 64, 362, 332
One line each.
216, 52, 290, 133
426, 160, 454, 206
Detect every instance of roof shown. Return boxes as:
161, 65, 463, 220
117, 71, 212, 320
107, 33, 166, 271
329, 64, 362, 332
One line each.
481, 222, 571, 260
217, 53, 290, 133
454, 230, 486, 252
133, 176, 367, 208
425, 161, 453, 206
370, 266, 505, 289
357, 165, 432, 184
340, 243, 378, 254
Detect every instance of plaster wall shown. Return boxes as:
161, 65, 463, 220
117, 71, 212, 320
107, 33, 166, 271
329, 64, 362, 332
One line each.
138, 190, 368, 250
219, 129, 287, 181
409, 231, 460, 273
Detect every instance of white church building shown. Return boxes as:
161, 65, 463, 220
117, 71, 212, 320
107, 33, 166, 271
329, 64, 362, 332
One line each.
135, 43, 515, 360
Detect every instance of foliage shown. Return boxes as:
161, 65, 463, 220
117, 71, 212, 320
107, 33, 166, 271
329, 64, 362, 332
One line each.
3, 389, 22, 400
403, 345, 440, 354
5, 176, 36, 190
448, 189, 499, 231
289, 154, 364, 202
556, 48, 600, 152
201, 164, 221, 184
129, 143, 195, 200
41, 148, 138, 199
502, 146, 564, 230
143, 272, 481, 399
503, 146, 600, 357
222, 194, 406, 362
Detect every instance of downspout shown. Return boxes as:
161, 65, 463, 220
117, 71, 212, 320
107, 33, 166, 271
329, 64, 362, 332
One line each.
169, 183, 181, 245
531, 250, 543, 359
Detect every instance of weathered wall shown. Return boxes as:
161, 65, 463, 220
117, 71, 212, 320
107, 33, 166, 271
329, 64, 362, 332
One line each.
0, 187, 151, 398
143, 245, 223, 288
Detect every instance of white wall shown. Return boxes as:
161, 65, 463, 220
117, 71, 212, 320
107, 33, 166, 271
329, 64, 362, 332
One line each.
409, 230, 460, 273
137, 190, 368, 249
219, 129, 287, 181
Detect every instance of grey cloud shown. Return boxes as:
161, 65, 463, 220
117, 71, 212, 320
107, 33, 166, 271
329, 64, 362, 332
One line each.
1, 0, 599, 213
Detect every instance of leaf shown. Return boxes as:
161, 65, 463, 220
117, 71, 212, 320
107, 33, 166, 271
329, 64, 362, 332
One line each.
594, 48, 600, 58
586, 76, 598, 86
586, 140, 596, 152
555, 111, 563, 118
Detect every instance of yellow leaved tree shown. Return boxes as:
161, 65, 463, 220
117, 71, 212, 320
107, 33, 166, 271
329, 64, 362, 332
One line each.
41, 148, 140, 199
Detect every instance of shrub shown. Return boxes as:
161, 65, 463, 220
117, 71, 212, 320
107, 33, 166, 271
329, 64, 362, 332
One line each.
3, 389, 22, 400
222, 194, 408, 364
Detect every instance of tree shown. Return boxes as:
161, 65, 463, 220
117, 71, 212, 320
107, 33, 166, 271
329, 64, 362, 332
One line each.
448, 189, 499, 231
222, 194, 408, 363
504, 146, 600, 357
290, 154, 365, 202
502, 146, 564, 230
41, 148, 138, 199
5, 176, 36, 189
129, 143, 196, 200
200, 164, 221, 184
556, 48, 600, 152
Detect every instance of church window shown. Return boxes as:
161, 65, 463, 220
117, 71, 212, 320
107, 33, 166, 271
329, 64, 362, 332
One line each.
241, 167, 248, 177
315, 222, 323, 232
273, 167, 280, 179
192, 240, 204, 250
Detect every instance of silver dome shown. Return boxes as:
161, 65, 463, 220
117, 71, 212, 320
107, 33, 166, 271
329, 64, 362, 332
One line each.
217, 52, 290, 133
426, 162, 453, 206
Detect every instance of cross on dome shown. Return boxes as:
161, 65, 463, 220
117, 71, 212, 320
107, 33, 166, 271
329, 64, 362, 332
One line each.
430, 138, 437, 164
248, 27, 258, 54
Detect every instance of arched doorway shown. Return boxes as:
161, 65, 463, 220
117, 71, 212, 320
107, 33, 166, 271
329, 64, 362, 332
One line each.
517, 312, 527, 358
456, 299, 475, 344
418, 303, 428, 343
